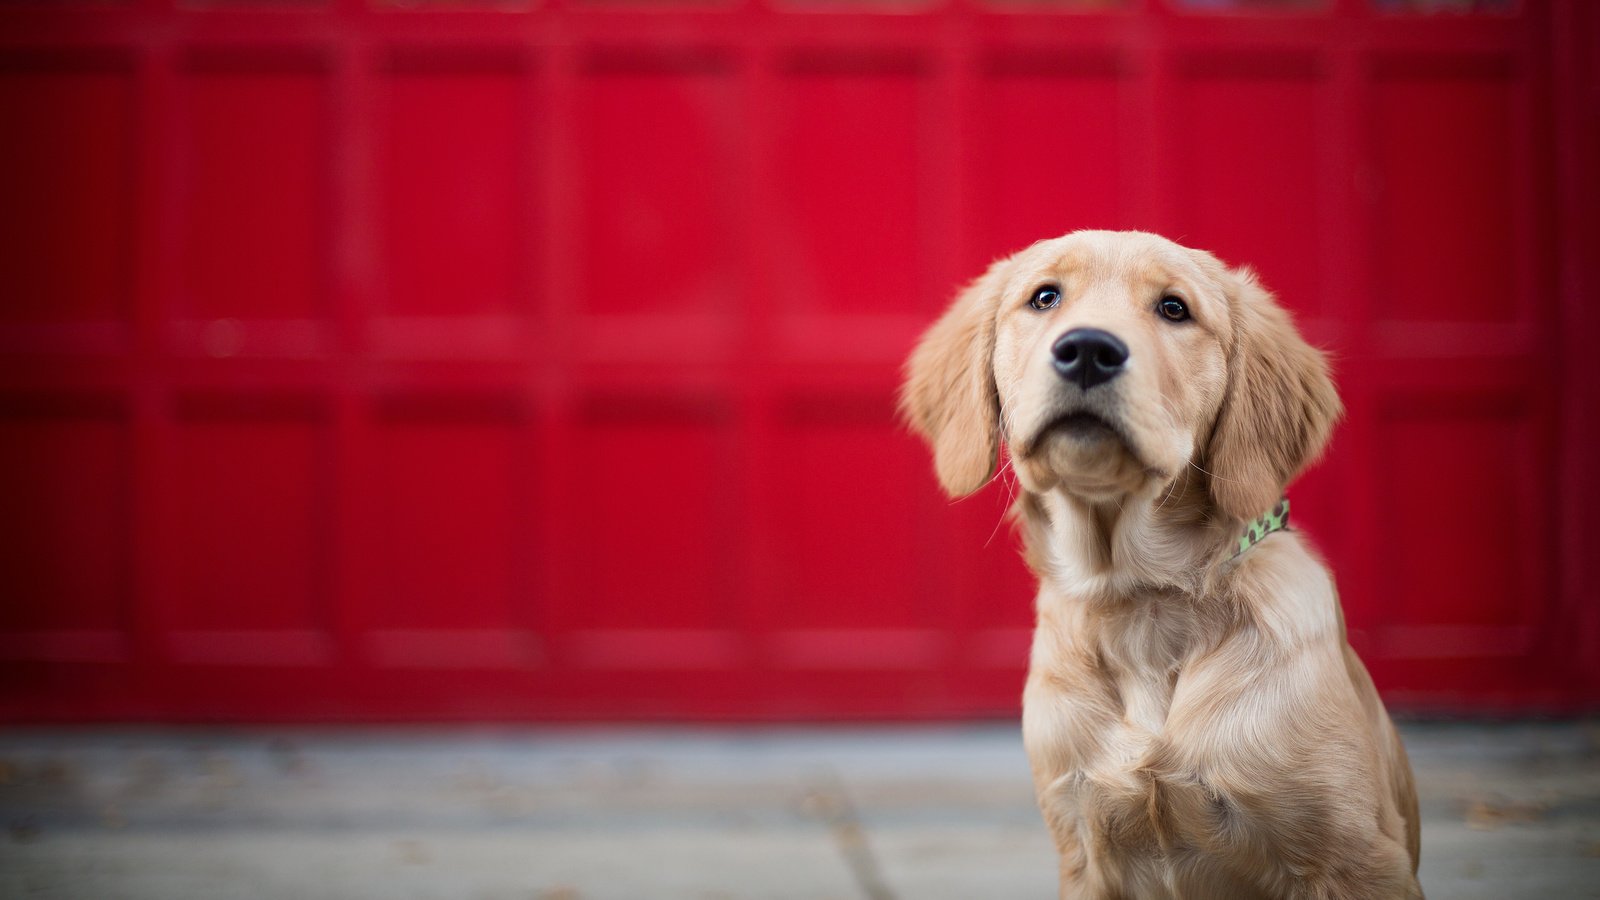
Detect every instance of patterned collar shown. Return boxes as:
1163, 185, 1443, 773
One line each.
1234, 498, 1291, 559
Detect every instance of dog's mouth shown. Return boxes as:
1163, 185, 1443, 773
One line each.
1020, 408, 1140, 461
1047, 411, 1122, 441
1034, 410, 1130, 448
1009, 403, 1163, 494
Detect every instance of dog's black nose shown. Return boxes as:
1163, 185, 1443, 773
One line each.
1052, 328, 1129, 390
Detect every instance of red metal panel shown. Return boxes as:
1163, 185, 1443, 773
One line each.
775, 58, 927, 317
969, 59, 1126, 264
1374, 60, 1518, 323
1554, 0, 1600, 700
0, 0, 1592, 720
1373, 393, 1554, 694
578, 55, 739, 322
771, 399, 929, 636
380, 59, 524, 321
0, 55, 135, 326
179, 57, 328, 322
169, 399, 327, 642
0, 398, 131, 663
357, 399, 532, 669
568, 402, 731, 634
1172, 60, 1324, 317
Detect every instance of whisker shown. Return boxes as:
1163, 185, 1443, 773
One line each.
1188, 459, 1241, 484
1153, 470, 1181, 514
983, 459, 1019, 549
1151, 401, 1186, 514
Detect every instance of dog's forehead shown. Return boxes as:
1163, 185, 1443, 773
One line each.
1015, 231, 1203, 291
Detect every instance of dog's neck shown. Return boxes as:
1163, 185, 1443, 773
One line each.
1017, 474, 1254, 733
1016, 471, 1238, 605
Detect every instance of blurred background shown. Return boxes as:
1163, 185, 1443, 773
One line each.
0, 0, 1595, 723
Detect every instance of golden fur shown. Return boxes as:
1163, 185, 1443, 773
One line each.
901, 231, 1421, 899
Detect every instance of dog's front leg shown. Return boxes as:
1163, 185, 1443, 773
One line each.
1036, 772, 1148, 900
1052, 834, 1123, 900
1276, 837, 1423, 900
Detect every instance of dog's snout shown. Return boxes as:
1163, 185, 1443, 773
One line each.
1052, 328, 1129, 390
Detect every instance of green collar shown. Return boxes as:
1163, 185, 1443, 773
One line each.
1234, 498, 1290, 558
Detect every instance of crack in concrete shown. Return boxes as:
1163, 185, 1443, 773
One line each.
802, 769, 897, 900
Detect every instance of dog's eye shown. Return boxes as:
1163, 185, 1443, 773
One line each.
1158, 296, 1190, 322
1029, 286, 1061, 311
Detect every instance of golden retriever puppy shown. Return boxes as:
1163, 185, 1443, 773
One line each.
901, 231, 1421, 899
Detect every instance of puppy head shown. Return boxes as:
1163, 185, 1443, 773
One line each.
900, 230, 1341, 520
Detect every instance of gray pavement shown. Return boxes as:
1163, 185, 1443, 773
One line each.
0, 720, 1596, 899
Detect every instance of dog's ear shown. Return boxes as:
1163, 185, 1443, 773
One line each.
1203, 266, 1343, 520
899, 258, 1009, 498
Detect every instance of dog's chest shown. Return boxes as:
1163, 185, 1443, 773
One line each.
1026, 677, 1258, 898
1043, 670, 1179, 830
1026, 658, 1182, 814
1024, 618, 1243, 885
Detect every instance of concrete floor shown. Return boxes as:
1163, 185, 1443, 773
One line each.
0, 720, 1596, 899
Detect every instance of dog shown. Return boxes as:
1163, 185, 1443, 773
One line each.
901, 231, 1421, 899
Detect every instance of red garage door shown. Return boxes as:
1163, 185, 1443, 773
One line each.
1, 0, 1595, 720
